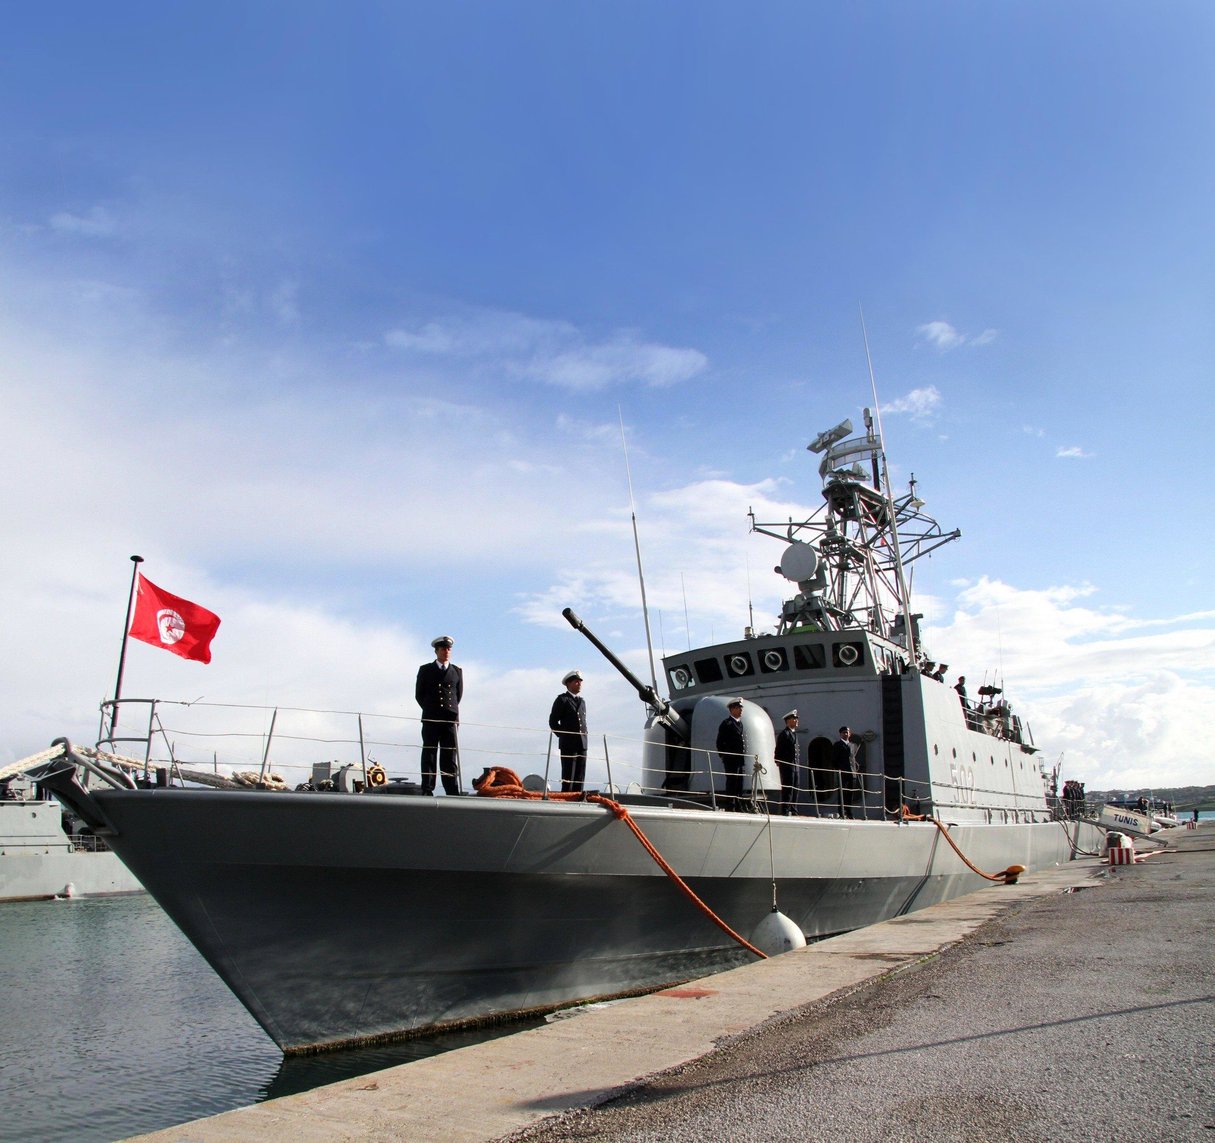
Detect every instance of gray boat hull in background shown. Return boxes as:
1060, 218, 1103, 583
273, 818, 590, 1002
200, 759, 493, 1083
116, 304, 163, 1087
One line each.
89, 787, 1096, 1052
0, 800, 143, 903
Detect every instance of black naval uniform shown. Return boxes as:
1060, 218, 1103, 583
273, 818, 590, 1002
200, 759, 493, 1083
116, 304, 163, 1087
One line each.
833, 733, 861, 818
548, 690, 588, 793
415, 660, 463, 795
774, 724, 801, 815
715, 714, 746, 810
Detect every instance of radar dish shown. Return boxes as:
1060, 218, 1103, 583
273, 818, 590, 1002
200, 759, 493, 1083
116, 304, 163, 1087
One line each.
779, 542, 819, 583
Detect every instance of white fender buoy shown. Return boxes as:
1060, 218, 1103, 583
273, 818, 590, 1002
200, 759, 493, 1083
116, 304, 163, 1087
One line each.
62, 882, 77, 899
751, 908, 806, 955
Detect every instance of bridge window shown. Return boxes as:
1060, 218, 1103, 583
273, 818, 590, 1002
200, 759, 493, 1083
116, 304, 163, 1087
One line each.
793, 644, 826, 670
693, 657, 724, 683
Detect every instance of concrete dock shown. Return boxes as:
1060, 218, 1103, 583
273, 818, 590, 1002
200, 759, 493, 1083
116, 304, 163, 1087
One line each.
130, 826, 1213, 1142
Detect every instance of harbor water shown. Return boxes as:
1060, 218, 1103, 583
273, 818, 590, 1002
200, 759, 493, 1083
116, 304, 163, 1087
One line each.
0, 893, 538, 1143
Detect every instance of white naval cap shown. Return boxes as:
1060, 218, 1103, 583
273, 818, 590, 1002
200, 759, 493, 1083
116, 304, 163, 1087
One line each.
562, 669, 583, 684
431, 635, 454, 649
783, 709, 799, 721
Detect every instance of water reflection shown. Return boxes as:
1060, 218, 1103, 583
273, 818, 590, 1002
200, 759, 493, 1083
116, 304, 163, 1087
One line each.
263, 1020, 545, 1103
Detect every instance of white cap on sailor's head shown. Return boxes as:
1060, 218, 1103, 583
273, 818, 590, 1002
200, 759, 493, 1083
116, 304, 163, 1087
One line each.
783, 709, 799, 721
431, 635, 454, 649
562, 669, 583, 685
728, 697, 744, 709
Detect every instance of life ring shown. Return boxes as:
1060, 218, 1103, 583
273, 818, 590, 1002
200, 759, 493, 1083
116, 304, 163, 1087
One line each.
367, 764, 387, 787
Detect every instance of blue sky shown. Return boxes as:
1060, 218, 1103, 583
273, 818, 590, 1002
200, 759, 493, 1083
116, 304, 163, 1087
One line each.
2, 3, 1212, 790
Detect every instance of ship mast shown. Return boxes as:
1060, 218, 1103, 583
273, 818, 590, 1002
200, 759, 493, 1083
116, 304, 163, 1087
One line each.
860, 313, 918, 661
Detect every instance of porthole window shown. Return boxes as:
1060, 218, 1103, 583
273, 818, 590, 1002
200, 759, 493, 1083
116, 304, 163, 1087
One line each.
833, 642, 864, 667
670, 666, 695, 691
726, 653, 754, 679
759, 648, 788, 674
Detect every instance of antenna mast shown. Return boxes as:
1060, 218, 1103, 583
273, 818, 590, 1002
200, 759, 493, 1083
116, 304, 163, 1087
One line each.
859, 307, 918, 662
619, 410, 661, 699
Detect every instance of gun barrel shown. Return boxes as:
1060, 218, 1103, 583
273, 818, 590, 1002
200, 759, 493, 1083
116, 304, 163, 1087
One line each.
561, 607, 687, 741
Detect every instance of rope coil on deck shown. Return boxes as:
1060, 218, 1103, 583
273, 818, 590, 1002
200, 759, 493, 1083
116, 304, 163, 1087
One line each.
473, 766, 767, 959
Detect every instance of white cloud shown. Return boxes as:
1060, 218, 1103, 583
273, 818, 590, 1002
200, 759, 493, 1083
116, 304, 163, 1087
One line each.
883, 385, 942, 422
917, 320, 964, 349
49, 206, 119, 238
1055, 445, 1094, 459
385, 308, 707, 391
916, 320, 998, 351
921, 577, 1215, 788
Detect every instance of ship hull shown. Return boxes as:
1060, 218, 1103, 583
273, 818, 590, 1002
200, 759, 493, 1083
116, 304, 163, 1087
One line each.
88, 788, 1095, 1051
0, 801, 143, 902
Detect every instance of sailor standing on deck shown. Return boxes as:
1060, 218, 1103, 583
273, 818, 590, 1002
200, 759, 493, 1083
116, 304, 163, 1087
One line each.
773, 709, 802, 815
415, 636, 463, 796
549, 669, 588, 793
716, 699, 747, 811
833, 725, 862, 818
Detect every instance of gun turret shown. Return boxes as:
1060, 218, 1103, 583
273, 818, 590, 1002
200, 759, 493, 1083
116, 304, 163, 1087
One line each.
562, 608, 689, 743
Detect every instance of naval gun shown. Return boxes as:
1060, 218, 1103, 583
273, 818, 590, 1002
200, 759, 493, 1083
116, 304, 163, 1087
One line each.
561, 607, 689, 743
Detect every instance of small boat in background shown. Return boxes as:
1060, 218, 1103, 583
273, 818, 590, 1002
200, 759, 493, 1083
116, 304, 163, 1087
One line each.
0, 771, 142, 903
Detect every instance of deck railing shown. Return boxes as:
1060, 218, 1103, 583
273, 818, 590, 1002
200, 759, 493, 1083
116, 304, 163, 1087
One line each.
91, 697, 1063, 824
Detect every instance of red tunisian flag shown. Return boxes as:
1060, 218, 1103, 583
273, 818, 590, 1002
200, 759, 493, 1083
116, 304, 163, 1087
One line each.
127, 575, 221, 663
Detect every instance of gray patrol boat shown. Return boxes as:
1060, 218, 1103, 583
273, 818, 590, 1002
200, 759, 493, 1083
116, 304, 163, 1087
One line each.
38, 410, 1102, 1053
0, 769, 142, 902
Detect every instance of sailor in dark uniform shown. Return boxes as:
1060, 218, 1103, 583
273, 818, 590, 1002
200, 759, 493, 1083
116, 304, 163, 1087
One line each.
773, 709, 802, 815
415, 635, 463, 795
833, 725, 861, 818
548, 669, 588, 793
716, 698, 747, 811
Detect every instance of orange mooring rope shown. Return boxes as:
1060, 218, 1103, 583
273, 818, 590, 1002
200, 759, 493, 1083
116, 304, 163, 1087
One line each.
923, 815, 1026, 884
473, 766, 767, 959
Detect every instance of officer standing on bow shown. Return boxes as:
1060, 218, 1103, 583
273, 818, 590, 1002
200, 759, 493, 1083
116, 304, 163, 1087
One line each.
415, 636, 463, 795
548, 669, 589, 793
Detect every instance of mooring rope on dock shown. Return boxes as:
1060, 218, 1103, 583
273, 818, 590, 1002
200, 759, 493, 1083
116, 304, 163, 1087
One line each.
923, 816, 1025, 884
473, 766, 767, 959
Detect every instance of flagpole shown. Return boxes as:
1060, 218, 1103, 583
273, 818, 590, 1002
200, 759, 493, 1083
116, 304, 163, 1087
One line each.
109, 555, 144, 740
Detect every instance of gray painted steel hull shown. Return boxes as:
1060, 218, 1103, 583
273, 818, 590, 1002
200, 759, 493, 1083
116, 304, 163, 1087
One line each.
89, 787, 1094, 1051
0, 801, 143, 902
0, 850, 143, 902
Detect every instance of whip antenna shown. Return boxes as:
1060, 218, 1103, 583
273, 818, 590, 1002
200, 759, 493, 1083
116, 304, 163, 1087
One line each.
859, 306, 918, 662
619, 409, 661, 699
